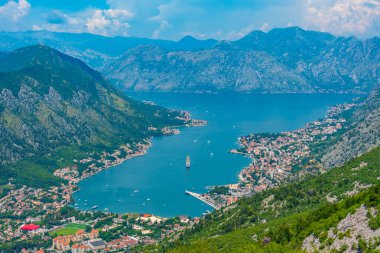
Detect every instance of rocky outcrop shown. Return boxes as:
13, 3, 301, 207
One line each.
303, 205, 380, 253
321, 86, 380, 168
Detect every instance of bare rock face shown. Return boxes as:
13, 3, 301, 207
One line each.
302, 205, 380, 253
302, 234, 321, 252
321, 87, 380, 168
0, 89, 19, 111
44, 87, 63, 111
18, 84, 41, 113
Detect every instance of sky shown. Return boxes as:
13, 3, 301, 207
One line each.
0, 0, 379, 40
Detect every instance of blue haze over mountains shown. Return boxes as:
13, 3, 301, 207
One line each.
0, 26, 378, 93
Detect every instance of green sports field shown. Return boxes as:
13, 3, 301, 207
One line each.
49, 223, 87, 237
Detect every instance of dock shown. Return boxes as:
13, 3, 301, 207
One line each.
185, 190, 221, 210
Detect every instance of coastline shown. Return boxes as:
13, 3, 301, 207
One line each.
232, 101, 357, 189
56, 116, 208, 213
195, 100, 358, 210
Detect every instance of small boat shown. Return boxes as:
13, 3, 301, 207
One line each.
147, 198, 150, 201
186, 155, 191, 168
104, 208, 109, 211
133, 190, 139, 193
92, 205, 98, 209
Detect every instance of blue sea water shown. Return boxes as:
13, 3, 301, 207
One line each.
73, 93, 354, 217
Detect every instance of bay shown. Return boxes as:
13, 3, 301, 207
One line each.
73, 93, 354, 217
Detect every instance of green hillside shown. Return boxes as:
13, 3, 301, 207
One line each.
0, 45, 188, 189
147, 146, 380, 252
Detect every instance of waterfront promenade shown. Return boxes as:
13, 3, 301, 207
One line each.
185, 190, 221, 210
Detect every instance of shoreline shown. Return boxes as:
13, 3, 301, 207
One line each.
62, 118, 208, 215
196, 100, 359, 210
231, 101, 357, 188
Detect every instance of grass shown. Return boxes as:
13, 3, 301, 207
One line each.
49, 223, 87, 237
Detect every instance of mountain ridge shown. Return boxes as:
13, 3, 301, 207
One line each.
104, 27, 379, 93
1, 27, 379, 94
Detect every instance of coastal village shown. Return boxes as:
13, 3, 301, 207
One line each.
0, 102, 357, 252
0, 110, 206, 252
234, 102, 356, 190
191, 102, 357, 210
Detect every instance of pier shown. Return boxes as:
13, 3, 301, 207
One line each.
185, 190, 221, 210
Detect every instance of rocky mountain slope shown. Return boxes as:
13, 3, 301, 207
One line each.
0, 45, 187, 187
105, 27, 379, 93
104, 44, 312, 92
319, 85, 380, 168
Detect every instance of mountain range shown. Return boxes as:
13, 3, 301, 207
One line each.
0, 45, 187, 188
0, 31, 217, 69
105, 27, 379, 93
0, 27, 378, 93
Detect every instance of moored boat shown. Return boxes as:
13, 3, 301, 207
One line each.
186, 155, 191, 168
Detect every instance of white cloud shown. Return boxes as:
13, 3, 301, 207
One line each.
152, 20, 171, 39
0, 0, 30, 30
86, 8, 133, 36
305, 0, 380, 37
32, 7, 134, 37
260, 23, 270, 32
32, 25, 42, 31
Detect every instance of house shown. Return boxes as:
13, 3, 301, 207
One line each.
179, 216, 189, 223
88, 239, 106, 251
89, 229, 99, 240
75, 229, 85, 240
52, 235, 72, 251
71, 244, 89, 253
